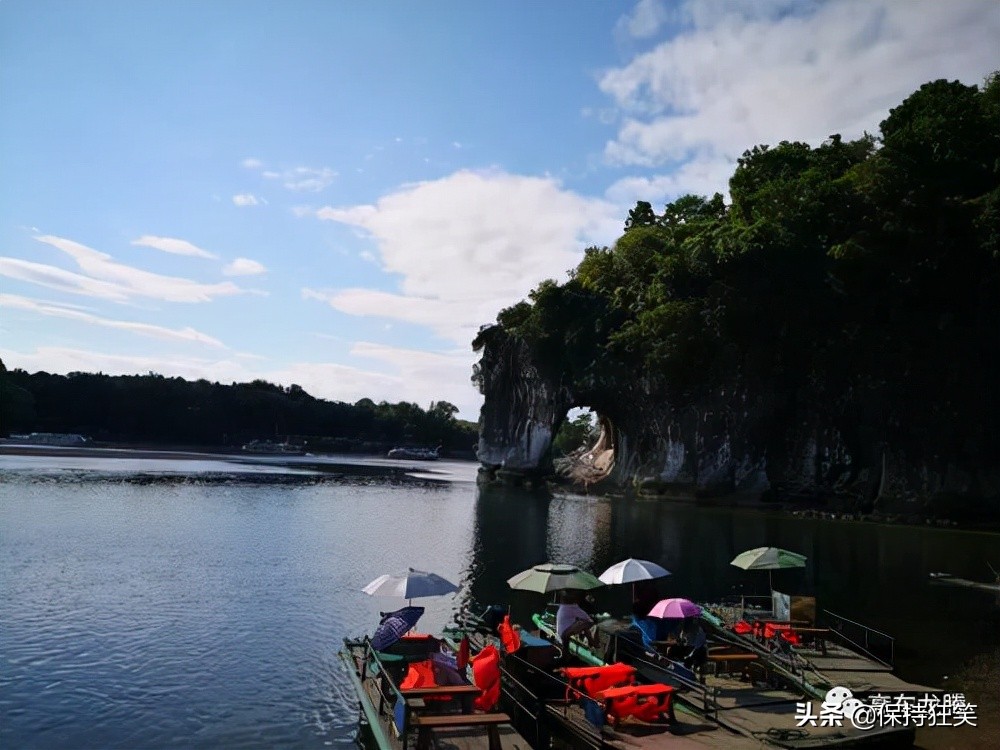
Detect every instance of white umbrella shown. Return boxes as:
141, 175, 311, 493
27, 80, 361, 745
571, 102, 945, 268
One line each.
362, 567, 459, 604
730, 547, 807, 591
598, 558, 671, 585
598, 558, 671, 599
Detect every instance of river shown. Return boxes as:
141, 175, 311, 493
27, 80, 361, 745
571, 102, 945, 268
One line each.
1, 452, 997, 748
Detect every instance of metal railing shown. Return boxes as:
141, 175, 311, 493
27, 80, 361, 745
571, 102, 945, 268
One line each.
821, 609, 895, 666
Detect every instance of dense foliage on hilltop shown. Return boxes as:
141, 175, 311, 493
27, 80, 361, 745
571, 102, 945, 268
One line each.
474, 75, 1000, 467
0, 361, 476, 453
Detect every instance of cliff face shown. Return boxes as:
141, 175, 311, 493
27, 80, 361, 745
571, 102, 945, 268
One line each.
475, 327, 1000, 518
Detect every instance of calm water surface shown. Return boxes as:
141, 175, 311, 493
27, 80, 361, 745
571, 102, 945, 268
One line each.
2, 454, 998, 748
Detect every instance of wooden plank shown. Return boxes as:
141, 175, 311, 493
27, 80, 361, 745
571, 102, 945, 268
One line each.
410, 713, 511, 728
401, 684, 482, 698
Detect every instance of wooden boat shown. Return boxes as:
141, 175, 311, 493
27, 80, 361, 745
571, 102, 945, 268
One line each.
446, 607, 764, 750
339, 632, 528, 750
530, 606, 918, 749
698, 604, 942, 698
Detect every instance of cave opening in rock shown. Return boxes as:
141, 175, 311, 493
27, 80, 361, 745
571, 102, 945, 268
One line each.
552, 407, 616, 487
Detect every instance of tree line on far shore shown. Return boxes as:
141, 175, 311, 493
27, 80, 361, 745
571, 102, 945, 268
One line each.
0, 360, 478, 455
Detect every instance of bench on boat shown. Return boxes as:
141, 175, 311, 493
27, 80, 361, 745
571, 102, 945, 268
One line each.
410, 711, 510, 750
705, 651, 759, 680
402, 684, 483, 710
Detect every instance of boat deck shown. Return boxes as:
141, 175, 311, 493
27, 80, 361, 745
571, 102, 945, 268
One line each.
542, 700, 766, 749
341, 640, 530, 750
532, 613, 917, 749
795, 644, 939, 694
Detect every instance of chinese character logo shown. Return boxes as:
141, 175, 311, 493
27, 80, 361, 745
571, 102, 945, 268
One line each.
795, 688, 977, 730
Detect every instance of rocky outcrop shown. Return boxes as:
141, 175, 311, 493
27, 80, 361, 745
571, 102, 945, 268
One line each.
475, 327, 1000, 519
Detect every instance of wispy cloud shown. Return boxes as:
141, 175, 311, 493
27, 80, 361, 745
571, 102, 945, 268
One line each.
617, 0, 672, 40
6, 235, 247, 303
308, 169, 620, 344
0, 256, 133, 302
277, 166, 337, 192
232, 193, 261, 207
223, 258, 266, 276
243, 158, 337, 192
267, 342, 481, 416
602, 0, 1000, 201
1, 293, 226, 347
131, 235, 217, 259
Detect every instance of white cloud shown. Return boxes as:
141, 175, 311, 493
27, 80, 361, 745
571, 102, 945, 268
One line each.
267, 343, 481, 417
255, 164, 337, 192
15, 235, 246, 303
600, 0, 1000, 196
0, 256, 134, 302
2, 346, 253, 386
605, 154, 734, 206
617, 0, 671, 39
310, 169, 620, 344
0, 293, 226, 347
131, 235, 217, 259
243, 158, 337, 192
232, 193, 260, 207
223, 258, 266, 276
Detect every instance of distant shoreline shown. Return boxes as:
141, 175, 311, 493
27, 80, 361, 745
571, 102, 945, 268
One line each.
0, 442, 253, 461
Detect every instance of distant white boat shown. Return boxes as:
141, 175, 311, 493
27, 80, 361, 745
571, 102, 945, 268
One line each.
20, 432, 90, 446
386, 446, 439, 461
241, 440, 305, 455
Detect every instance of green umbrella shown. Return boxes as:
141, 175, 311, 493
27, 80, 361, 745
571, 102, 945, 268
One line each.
507, 563, 604, 594
730, 547, 807, 591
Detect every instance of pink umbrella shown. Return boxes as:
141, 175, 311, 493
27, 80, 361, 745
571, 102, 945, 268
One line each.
647, 597, 702, 619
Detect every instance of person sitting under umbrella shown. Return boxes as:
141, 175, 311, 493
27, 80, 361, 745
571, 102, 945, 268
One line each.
677, 618, 708, 669
556, 591, 598, 655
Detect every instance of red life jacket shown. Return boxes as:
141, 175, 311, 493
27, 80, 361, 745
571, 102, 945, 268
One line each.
561, 663, 636, 698
470, 645, 501, 711
600, 683, 674, 723
498, 615, 522, 653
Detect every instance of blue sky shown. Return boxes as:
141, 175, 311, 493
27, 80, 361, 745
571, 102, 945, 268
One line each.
2, 1, 997, 420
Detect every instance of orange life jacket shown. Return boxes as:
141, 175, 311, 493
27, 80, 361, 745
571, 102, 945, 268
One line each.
498, 615, 522, 653
561, 663, 636, 698
600, 683, 674, 723
470, 645, 500, 711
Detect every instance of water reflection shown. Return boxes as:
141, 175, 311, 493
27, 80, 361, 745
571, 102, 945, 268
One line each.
465, 484, 1000, 688
2, 463, 997, 749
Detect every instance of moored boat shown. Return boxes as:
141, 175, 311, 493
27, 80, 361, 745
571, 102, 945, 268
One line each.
448, 605, 765, 750
241, 439, 305, 454
387, 446, 440, 460
531, 604, 919, 749
339, 629, 527, 750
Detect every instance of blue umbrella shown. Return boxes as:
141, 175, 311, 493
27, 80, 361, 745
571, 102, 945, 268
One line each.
371, 606, 425, 651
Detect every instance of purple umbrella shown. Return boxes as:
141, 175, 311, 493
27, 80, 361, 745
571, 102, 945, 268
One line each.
647, 597, 702, 619
371, 605, 425, 651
